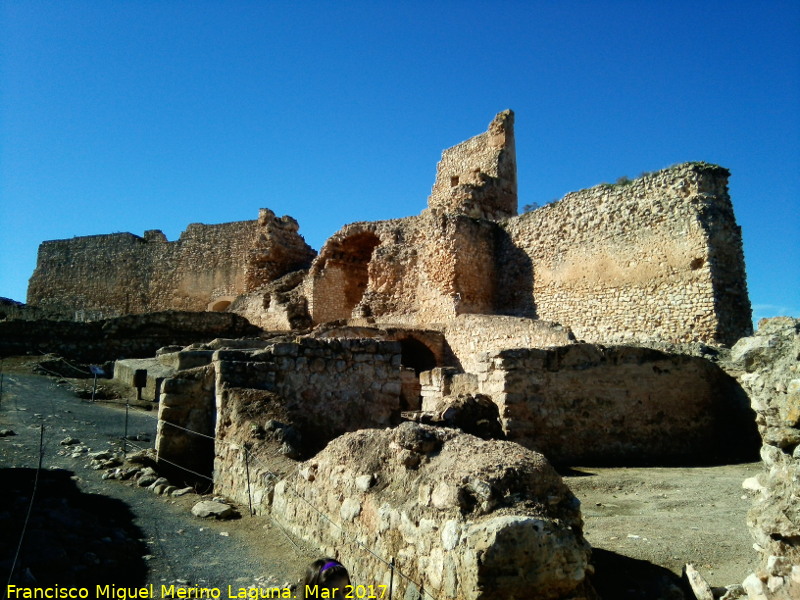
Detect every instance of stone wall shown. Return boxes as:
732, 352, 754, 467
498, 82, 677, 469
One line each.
728, 318, 800, 598
209, 338, 403, 511
501, 163, 752, 346
271, 423, 596, 600
427, 110, 517, 221
476, 344, 758, 465
441, 314, 575, 373
27, 209, 314, 318
0, 311, 261, 362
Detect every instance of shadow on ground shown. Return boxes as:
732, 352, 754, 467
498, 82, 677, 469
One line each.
589, 549, 687, 599
0, 468, 148, 597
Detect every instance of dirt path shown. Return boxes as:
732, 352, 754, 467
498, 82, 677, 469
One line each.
0, 362, 315, 594
1, 359, 760, 598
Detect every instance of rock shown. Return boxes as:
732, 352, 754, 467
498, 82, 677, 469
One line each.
682, 564, 713, 600
60, 437, 80, 446
191, 500, 235, 519
171, 487, 194, 497
730, 318, 800, 596
272, 422, 594, 600
0, 429, 16, 437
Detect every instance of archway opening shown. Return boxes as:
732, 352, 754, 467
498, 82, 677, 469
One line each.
208, 298, 233, 312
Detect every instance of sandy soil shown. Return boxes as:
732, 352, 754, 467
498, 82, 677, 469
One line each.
0, 356, 760, 598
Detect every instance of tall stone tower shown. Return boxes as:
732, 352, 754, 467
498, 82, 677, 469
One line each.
427, 109, 517, 221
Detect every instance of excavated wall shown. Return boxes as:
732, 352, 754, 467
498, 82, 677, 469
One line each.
272, 423, 596, 600
475, 344, 758, 465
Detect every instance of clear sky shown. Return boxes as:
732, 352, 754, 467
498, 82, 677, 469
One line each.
1, 1, 798, 326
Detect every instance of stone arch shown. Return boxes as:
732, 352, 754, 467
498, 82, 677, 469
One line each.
208, 297, 235, 312
310, 230, 381, 323
399, 337, 438, 375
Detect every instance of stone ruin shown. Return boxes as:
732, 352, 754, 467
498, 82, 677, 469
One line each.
25, 110, 751, 347
5, 112, 796, 598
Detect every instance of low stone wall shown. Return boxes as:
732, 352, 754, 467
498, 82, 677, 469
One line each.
212, 338, 403, 511
272, 423, 596, 600
477, 344, 758, 465
729, 318, 800, 598
442, 314, 574, 372
0, 311, 261, 362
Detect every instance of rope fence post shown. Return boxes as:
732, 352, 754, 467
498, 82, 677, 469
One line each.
388, 557, 394, 600
244, 444, 254, 517
123, 400, 129, 457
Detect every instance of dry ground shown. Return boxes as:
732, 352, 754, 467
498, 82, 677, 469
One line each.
0, 356, 760, 598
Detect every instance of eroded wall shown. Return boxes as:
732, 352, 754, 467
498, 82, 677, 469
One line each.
476, 344, 758, 465
502, 163, 752, 346
28, 209, 315, 318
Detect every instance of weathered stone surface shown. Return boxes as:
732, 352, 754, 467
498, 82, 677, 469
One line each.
272, 423, 595, 600
191, 500, 234, 519
730, 318, 800, 598
27, 208, 315, 318
475, 344, 758, 465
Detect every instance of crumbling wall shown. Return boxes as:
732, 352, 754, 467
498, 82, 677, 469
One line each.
27, 209, 314, 317
272, 423, 595, 600
729, 318, 800, 598
211, 338, 403, 511
307, 212, 501, 326
427, 110, 517, 221
502, 163, 752, 346
477, 344, 758, 465
441, 314, 575, 373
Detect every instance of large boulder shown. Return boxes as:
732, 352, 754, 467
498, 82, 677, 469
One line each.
272, 422, 596, 600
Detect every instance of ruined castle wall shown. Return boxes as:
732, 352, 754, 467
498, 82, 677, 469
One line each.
428, 110, 517, 221
308, 213, 502, 327
502, 163, 752, 346
477, 344, 758, 465
211, 339, 403, 511
28, 233, 156, 317
28, 210, 315, 318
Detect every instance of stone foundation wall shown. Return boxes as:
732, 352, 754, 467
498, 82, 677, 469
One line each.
271, 423, 595, 600
477, 344, 758, 465
501, 163, 752, 346
211, 338, 403, 511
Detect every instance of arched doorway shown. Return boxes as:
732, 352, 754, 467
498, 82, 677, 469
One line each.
310, 231, 381, 323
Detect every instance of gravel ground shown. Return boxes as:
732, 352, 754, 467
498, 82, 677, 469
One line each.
0, 363, 315, 597
0, 359, 761, 599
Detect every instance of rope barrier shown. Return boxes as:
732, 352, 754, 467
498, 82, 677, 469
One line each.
145, 415, 436, 598
3, 374, 436, 599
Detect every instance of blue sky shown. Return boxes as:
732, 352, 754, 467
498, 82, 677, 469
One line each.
1, 1, 798, 326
